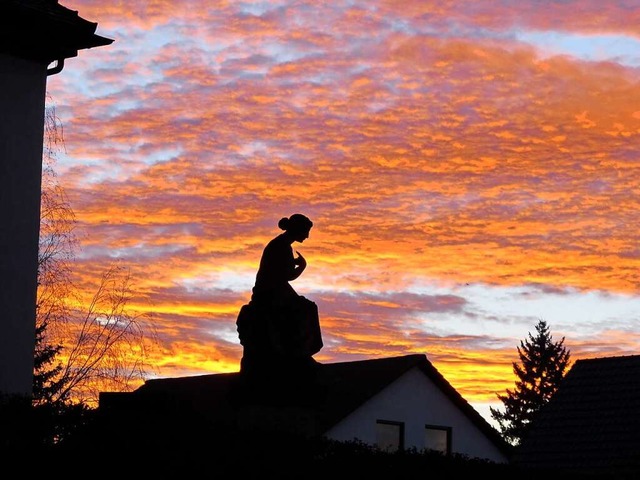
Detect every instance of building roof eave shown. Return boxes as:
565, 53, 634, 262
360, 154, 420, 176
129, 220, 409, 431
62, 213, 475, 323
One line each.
0, 0, 114, 64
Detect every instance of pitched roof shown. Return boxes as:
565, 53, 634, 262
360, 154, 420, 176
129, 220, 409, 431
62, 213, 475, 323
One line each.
0, 0, 113, 63
513, 354, 640, 476
311, 354, 506, 446
100, 354, 510, 456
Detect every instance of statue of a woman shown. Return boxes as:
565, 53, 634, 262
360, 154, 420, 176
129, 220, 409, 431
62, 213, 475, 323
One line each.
236, 214, 323, 389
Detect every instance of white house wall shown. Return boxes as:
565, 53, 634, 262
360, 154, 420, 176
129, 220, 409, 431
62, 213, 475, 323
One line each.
323, 367, 507, 463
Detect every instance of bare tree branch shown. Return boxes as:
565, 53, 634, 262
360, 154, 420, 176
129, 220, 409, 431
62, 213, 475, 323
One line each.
34, 97, 159, 409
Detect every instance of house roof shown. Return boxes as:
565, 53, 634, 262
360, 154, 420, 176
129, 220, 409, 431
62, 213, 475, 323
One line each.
310, 354, 507, 448
0, 0, 113, 64
101, 354, 510, 456
513, 354, 640, 475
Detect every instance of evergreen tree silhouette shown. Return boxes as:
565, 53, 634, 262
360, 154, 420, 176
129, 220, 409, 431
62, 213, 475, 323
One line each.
490, 319, 571, 445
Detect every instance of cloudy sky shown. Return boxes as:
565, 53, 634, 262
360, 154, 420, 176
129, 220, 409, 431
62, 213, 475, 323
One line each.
47, 0, 640, 423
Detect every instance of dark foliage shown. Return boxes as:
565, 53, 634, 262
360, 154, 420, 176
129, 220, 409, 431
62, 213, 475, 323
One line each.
7, 417, 615, 480
29, 296, 94, 447
490, 319, 571, 445
12, 428, 608, 480
0, 386, 614, 480
32, 318, 65, 405
0, 393, 95, 450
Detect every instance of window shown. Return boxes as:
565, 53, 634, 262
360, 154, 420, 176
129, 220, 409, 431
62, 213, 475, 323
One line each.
376, 420, 404, 452
424, 424, 451, 455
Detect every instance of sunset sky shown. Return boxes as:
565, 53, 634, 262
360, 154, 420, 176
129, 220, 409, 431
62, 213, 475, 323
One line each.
46, 0, 640, 424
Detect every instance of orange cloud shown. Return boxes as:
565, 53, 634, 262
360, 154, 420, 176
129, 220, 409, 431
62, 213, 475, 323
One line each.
46, 0, 640, 419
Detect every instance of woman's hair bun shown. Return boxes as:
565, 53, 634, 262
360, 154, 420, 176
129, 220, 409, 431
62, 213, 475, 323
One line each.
278, 214, 313, 231
278, 217, 289, 230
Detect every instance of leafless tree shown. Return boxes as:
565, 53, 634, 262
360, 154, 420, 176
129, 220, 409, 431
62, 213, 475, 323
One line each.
36, 98, 76, 351
51, 264, 157, 406
34, 97, 158, 408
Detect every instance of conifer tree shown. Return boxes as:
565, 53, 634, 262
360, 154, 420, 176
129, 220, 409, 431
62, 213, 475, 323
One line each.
32, 319, 64, 405
490, 319, 571, 446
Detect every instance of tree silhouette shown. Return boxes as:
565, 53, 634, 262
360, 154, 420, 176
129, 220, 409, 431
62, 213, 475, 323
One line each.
490, 319, 571, 446
33, 98, 76, 406
33, 97, 158, 409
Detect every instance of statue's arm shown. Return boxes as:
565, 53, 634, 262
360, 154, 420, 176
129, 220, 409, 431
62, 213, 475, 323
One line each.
288, 250, 306, 281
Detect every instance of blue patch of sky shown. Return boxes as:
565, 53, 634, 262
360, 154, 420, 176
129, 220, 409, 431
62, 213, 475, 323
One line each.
237, 141, 271, 157
50, 64, 97, 98
387, 16, 415, 35
393, 19, 640, 69
113, 244, 188, 260
515, 31, 640, 67
68, 24, 190, 97
53, 153, 108, 179
237, 1, 279, 16
210, 326, 244, 345
179, 270, 255, 293
83, 165, 124, 184
406, 281, 640, 341
134, 147, 183, 167
76, 243, 190, 261
110, 98, 143, 116
262, 41, 320, 64
54, 147, 182, 185
217, 43, 320, 82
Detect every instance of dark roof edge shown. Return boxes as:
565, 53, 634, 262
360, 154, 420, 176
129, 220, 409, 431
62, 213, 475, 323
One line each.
0, 0, 114, 63
574, 353, 640, 364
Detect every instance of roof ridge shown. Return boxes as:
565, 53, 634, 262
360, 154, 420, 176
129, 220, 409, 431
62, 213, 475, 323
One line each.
576, 353, 640, 363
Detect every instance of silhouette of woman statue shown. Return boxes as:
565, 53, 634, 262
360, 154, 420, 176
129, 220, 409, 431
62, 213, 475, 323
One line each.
236, 214, 323, 396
